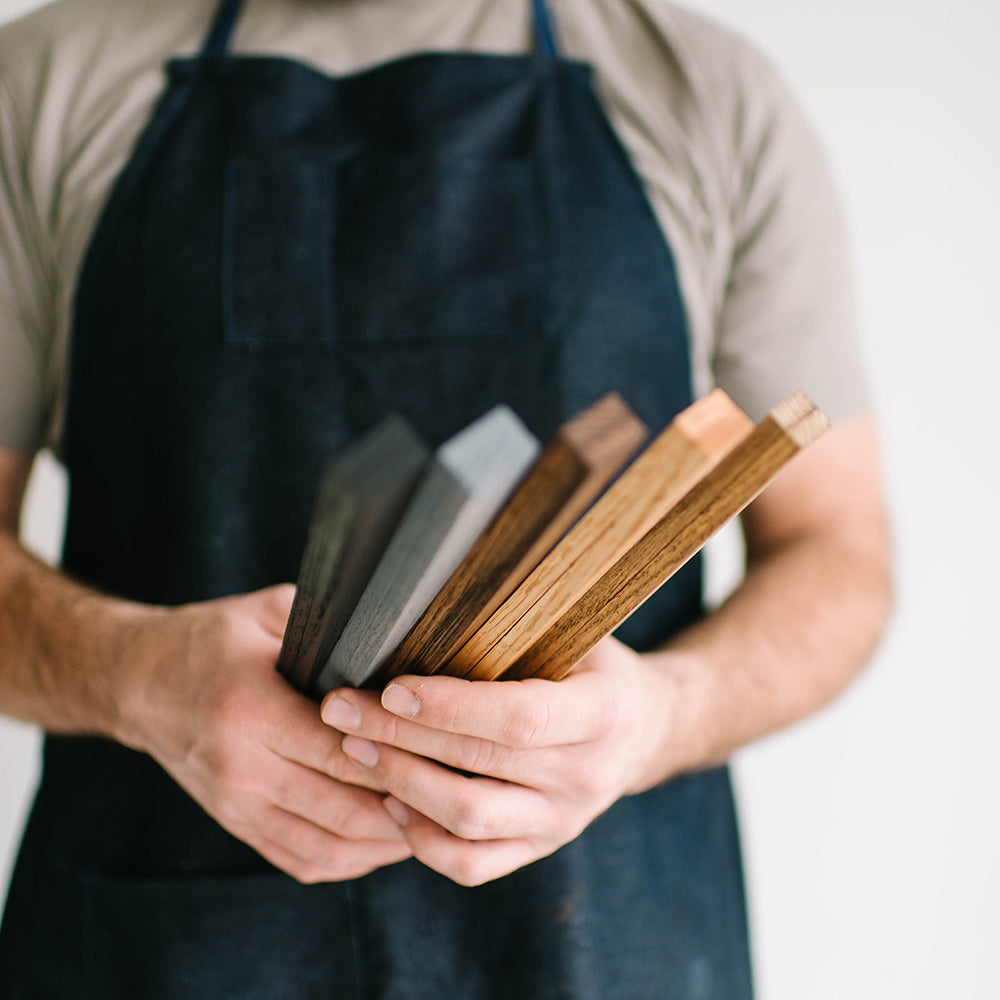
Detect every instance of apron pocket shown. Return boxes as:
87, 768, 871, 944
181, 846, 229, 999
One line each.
221, 159, 333, 347
80, 869, 358, 999
335, 152, 543, 343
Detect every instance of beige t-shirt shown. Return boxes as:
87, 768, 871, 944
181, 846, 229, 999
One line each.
0, 0, 868, 455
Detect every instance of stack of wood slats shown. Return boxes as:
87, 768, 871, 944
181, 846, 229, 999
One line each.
277, 390, 829, 696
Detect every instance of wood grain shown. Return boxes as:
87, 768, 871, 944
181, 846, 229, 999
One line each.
377, 393, 648, 682
447, 389, 754, 681
504, 392, 830, 681
313, 406, 539, 693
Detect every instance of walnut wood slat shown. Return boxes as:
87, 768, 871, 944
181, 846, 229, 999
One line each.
504, 392, 830, 682
378, 393, 648, 682
447, 389, 754, 681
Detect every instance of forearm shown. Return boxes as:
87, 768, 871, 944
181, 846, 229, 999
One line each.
0, 527, 156, 739
0, 525, 411, 879
636, 508, 892, 791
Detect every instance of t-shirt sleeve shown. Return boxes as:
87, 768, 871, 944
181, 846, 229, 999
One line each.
0, 63, 56, 457
713, 45, 870, 424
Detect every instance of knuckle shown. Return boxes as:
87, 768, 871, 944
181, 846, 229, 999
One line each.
440, 698, 469, 734
211, 687, 263, 733
203, 745, 240, 789
319, 741, 345, 778
194, 608, 247, 667
201, 693, 278, 765
311, 847, 381, 884
328, 800, 366, 838
461, 739, 503, 776
318, 733, 357, 779
573, 768, 605, 800
594, 697, 622, 739
210, 796, 243, 828
216, 606, 249, 646
378, 712, 403, 747
503, 698, 550, 749
336, 859, 382, 882
569, 759, 611, 801
210, 745, 255, 793
271, 775, 294, 808
450, 796, 491, 841
289, 864, 327, 885
449, 853, 492, 888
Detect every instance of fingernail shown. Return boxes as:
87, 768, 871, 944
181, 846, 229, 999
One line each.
383, 796, 409, 827
341, 736, 379, 768
382, 684, 420, 718
321, 695, 361, 731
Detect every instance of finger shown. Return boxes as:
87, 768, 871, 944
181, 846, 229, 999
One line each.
322, 690, 556, 784
261, 686, 386, 791
245, 820, 411, 884
374, 668, 616, 749
343, 738, 555, 842
258, 805, 412, 878
383, 801, 540, 887
266, 759, 405, 841
243, 832, 334, 884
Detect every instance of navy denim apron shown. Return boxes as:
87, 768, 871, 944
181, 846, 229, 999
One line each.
0, 0, 753, 996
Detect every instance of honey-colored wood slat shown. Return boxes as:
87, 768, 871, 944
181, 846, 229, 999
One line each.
446, 389, 754, 681
377, 393, 648, 682
505, 392, 831, 682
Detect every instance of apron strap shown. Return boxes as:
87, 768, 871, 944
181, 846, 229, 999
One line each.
201, 0, 243, 58
530, 0, 561, 58
201, 0, 556, 62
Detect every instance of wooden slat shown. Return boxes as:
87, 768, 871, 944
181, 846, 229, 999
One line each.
505, 392, 830, 681
313, 406, 539, 694
378, 393, 647, 682
447, 389, 754, 681
275, 416, 428, 693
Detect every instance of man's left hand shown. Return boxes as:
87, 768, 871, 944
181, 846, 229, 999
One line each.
319, 637, 679, 886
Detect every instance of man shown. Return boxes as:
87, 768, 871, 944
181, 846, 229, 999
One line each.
0, 0, 891, 996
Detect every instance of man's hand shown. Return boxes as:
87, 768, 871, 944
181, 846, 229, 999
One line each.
1, 411, 891, 889
319, 637, 675, 886
0, 449, 410, 883
317, 415, 892, 888
113, 584, 412, 883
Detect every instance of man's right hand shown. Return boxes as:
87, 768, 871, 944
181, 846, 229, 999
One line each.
111, 583, 412, 883
1, 448, 408, 884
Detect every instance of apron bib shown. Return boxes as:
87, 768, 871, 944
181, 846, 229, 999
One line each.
0, 1, 752, 996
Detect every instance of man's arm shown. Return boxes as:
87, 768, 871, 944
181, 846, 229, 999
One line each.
319, 415, 892, 886
643, 412, 891, 778
0, 445, 410, 882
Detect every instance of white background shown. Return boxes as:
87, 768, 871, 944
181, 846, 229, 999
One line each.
1, 0, 998, 997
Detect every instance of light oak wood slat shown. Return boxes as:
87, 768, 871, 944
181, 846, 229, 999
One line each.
276, 416, 429, 693
378, 393, 648, 682
505, 393, 831, 682
313, 406, 540, 694
448, 389, 754, 681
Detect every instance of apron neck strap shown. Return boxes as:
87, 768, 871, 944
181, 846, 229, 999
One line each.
201, 0, 243, 58
199, 0, 560, 61
530, 0, 561, 58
